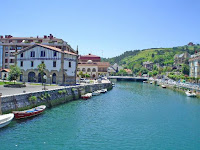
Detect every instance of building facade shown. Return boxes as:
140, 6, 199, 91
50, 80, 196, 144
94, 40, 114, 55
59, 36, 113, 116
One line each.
174, 52, 190, 65
0, 34, 75, 69
143, 61, 153, 71
77, 54, 110, 78
189, 52, 200, 78
16, 44, 78, 85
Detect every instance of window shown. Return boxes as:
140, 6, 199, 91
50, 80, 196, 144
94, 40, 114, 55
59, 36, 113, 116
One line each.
40, 51, 45, 57
17, 46, 22, 50
92, 68, 96, 72
53, 61, 56, 67
10, 59, 14, 63
31, 61, 34, 67
5, 65, 8, 69
5, 52, 8, 57
30, 51, 35, 57
41, 61, 44, 64
87, 68, 91, 72
53, 51, 57, 57
20, 61, 23, 67
69, 62, 71, 68
21, 53, 23, 58
5, 46, 8, 50
5, 59, 8, 63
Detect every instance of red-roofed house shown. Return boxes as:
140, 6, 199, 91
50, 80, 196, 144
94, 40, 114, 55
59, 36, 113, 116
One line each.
16, 44, 78, 85
0, 34, 76, 69
124, 69, 133, 75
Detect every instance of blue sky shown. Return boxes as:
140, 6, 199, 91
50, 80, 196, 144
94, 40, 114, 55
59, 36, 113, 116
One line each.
1, 0, 200, 58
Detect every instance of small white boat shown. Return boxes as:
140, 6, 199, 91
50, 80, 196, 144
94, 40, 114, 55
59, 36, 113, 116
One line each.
161, 85, 166, 88
185, 91, 196, 97
143, 81, 148, 83
100, 89, 107, 93
0, 113, 14, 128
92, 91, 101, 96
150, 81, 153, 84
112, 83, 115, 87
81, 93, 92, 100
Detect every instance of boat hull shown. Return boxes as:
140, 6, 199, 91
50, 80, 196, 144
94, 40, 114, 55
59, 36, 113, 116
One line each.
13, 105, 46, 119
0, 113, 14, 128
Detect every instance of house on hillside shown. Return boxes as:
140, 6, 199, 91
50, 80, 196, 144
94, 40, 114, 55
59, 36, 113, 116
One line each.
16, 44, 78, 85
124, 69, 132, 75
188, 42, 195, 46
143, 61, 153, 71
174, 52, 190, 67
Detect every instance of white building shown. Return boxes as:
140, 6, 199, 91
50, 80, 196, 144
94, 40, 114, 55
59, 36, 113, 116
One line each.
189, 52, 200, 78
16, 44, 78, 85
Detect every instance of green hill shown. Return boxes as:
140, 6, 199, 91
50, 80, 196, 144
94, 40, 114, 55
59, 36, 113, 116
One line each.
102, 44, 200, 76
103, 45, 200, 69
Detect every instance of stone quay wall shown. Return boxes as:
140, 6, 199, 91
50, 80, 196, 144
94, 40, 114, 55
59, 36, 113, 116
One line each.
1, 83, 112, 113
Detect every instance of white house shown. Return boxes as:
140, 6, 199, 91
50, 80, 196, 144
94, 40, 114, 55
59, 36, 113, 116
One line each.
16, 44, 78, 85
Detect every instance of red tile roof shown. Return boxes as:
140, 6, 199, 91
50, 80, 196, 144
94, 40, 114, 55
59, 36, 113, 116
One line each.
17, 44, 77, 56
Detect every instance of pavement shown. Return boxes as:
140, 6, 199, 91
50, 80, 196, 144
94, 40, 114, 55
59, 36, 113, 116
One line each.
0, 79, 110, 96
0, 84, 65, 96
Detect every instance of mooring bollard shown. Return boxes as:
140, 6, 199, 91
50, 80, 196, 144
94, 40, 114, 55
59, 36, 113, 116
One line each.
0, 93, 2, 115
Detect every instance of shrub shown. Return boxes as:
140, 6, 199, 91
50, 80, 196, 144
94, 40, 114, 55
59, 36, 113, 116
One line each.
28, 96, 37, 102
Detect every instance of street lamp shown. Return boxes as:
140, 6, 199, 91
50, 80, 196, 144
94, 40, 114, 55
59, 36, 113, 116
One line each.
43, 75, 47, 90
50, 75, 52, 85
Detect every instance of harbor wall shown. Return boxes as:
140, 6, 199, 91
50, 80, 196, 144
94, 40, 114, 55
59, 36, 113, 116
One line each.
1, 83, 112, 113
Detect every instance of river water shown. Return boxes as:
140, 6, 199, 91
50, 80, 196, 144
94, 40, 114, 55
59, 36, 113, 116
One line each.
1, 81, 200, 150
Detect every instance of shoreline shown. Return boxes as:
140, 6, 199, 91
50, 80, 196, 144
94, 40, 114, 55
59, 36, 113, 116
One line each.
0, 82, 113, 114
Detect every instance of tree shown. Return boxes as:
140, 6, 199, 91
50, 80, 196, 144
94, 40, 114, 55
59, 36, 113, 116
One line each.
37, 63, 46, 85
182, 64, 189, 75
8, 65, 21, 84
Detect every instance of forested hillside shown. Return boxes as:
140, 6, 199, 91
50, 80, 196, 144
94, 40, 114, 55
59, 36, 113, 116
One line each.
102, 45, 200, 76
103, 45, 200, 68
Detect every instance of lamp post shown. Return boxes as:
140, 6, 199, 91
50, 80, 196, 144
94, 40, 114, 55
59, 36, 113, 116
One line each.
50, 75, 52, 85
43, 75, 47, 90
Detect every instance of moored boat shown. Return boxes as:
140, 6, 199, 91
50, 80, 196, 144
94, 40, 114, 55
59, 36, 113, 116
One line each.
100, 89, 107, 93
185, 90, 196, 97
0, 113, 14, 128
143, 81, 148, 83
13, 105, 46, 119
92, 91, 101, 96
112, 83, 115, 87
161, 85, 166, 88
81, 93, 92, 100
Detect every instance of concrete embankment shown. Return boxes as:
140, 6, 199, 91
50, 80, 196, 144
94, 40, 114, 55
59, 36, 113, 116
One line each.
155, 81, 200, 98
1, 83, 112, 113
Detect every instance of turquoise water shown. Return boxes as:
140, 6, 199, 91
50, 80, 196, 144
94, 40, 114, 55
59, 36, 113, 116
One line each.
1, 81, 200, 150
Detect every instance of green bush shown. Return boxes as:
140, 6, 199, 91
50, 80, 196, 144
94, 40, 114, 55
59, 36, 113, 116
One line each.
28, 96, 37, 102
